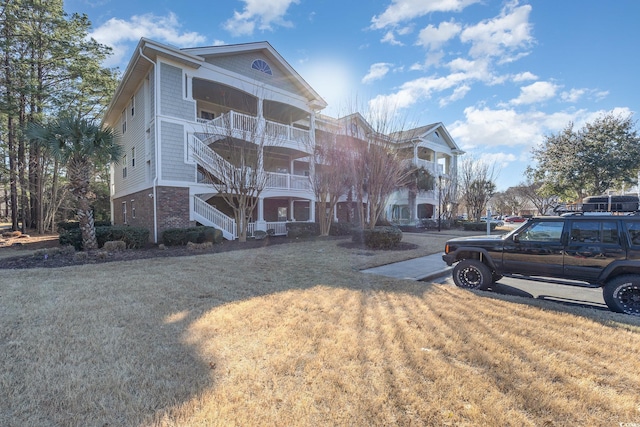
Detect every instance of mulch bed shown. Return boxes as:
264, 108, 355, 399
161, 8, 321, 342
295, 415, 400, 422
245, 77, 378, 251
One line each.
0, 233, 420, 270
0, 236, 298, 270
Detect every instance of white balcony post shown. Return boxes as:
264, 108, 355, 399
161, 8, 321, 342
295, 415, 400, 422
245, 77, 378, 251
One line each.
310, 199, 315, 222
256, 197, 267, 231
290, 199, 295, 221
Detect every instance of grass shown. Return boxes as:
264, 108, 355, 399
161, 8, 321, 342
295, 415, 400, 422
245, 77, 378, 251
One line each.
2, 230, 640, 426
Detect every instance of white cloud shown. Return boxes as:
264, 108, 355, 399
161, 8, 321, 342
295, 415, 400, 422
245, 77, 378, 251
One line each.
512, 71, 537, 82
507, 81, 559, 106
416, 20, 462, 50
381, 30, 404, 46
561, 88, 586, 103
368, 72, 469, 111
451, 106, 635, 190
410, 51, 445, 70
90, 13, 207, 67
362, 63, 393, 84
223, 0, 300, 36
449, 106, 591, 150
371, 0, 481, 29
439, 84, 471, 106
478, 152, 517, 168
460, 3, 533, 61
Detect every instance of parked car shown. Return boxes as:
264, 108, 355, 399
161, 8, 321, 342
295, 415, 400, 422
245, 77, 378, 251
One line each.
442, 215, 640, 315
481, 217, 504, 226
505, 216, 526, 223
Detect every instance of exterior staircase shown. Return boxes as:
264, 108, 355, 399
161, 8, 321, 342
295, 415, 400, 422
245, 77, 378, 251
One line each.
189, 134, 238, 240
192, 194, 237, 240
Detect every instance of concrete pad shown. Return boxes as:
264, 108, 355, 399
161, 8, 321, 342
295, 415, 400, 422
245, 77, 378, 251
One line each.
361, 252, 451, 281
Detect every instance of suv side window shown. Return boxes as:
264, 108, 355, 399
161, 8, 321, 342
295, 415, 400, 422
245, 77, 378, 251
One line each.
570, 221, 619, 244
518, 221, 564, 242
625, 221, 640, 246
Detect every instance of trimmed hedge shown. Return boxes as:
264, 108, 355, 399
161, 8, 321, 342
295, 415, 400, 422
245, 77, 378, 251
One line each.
329, 222, 356, 236
463, 222, 497, 231
352, 226, 403, 249
59, 226, 150, 250
57, 220, 112, 231
286, 222, 320, 238
162, 226, 223, 246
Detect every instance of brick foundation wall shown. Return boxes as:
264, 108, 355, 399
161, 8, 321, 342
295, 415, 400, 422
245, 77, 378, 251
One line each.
112, 186, 194, 243
112, 188, 155, 239
156, 186, 194, 238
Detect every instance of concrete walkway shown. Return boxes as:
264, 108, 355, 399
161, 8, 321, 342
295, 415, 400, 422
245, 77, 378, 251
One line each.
361, 252, 451, 282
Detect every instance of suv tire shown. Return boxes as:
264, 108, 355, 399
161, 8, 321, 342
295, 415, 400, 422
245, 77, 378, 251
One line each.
603, 275, 640, 316
452, 259, 493, 290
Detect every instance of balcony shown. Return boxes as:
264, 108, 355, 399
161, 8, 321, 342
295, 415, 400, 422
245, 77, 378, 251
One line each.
197, 110, 311, 151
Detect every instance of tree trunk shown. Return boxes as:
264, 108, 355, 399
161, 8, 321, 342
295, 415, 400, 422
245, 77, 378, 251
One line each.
77, 196, 97, 250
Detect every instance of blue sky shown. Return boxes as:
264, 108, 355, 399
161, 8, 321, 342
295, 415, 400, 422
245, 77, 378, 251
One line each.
64, 0, 639, 190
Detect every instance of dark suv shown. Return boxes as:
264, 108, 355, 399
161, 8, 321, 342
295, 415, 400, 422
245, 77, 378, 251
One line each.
442, 215, 640, 315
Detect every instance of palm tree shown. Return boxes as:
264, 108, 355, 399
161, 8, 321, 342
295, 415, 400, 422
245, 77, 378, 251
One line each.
27, 116, 121, 250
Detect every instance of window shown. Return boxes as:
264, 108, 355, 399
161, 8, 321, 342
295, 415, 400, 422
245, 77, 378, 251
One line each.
570, 221, 619, 244
130, 96, 135, 116
131, 147, 136, 168
251, 59, 272, 75
626, 222, 640, 246
131, 200, 136, 219
122, 154, 128, 179
277, 207, 287, 222
122, 202, 127, 224
518, 221, 564, 242
200, 111, 215, 121
121, 110, 127, 134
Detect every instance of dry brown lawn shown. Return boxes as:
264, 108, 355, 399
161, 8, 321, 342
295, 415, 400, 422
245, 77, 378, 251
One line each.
2, 231, 640, 426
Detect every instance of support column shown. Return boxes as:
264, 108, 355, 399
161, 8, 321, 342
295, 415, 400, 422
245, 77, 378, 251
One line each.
256, 197, 266, 231
309, 199, 315, 222
309, 110, 316, 182
289, 199, 295, 221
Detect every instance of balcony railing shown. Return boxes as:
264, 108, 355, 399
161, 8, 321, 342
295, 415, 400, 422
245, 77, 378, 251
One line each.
198, 110, 310, 146
265, 172, 311, 191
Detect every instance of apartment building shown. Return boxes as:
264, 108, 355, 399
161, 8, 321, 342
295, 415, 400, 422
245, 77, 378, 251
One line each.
104, 38, 463, 242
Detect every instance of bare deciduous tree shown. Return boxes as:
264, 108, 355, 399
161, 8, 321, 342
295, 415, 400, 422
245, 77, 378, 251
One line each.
311, 130, 351, 236
459, 157, 497, 222
198, 111, 273, 242
514, 173, 559, 215
350, 105, 414, 229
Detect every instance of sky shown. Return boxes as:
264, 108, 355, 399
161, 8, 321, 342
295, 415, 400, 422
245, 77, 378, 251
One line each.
64, 0, 640, 191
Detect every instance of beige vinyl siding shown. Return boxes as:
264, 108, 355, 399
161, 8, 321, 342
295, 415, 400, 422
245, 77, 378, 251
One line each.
159, 62, 195, 121
160, 121, 195, 182
204, 52, 300, 95
124, 85, 147, 189
113, 85, 147, 193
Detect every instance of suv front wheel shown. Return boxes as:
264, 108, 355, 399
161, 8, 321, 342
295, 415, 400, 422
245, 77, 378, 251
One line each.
452, 259, 493, 290
603, 275, 640, 316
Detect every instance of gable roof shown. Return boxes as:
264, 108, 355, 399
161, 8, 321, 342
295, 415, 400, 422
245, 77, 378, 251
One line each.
182, 41, 326, 110
391, 122, 464, 153
104, 38, 327, 128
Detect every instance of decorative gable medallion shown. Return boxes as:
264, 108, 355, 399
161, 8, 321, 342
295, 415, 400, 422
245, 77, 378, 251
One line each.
251, 59, 272, 75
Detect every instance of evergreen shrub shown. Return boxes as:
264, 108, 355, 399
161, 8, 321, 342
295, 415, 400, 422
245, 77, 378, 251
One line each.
162, 226, 223, 246
285, 222, 320, 238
